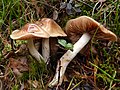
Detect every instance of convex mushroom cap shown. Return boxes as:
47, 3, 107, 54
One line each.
35, 18, 67, 62
10, 23, 50, 40
10, 23, 50, 62
65, 16, 117, 44
36, 18, 67, 37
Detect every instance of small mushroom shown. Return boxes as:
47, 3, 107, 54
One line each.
10, 23, 50, 62
49, 16, 117, 87
36, 18, 67, 62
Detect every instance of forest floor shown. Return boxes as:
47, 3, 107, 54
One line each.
0, 0, 120, 90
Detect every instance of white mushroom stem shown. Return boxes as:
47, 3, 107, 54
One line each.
49, 33, 91, 87
27, 39, 45, 62
42, 38, 50, 63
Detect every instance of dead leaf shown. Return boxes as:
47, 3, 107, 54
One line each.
15, 44, 28, 55
13, 68, 22, 76
8, 58, 29, 76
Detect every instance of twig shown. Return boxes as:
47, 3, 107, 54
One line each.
24, 0, 58, 10
76, 0, 93, 8
92, 1, 100, 16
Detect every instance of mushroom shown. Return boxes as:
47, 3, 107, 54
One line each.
10, 23, 50, 62
35, 18, 67, 62
49, 16, 117, 87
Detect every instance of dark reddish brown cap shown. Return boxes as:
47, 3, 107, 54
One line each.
10, 23, 50, 40
65, 16, 117, 43
36, 18, 67, 37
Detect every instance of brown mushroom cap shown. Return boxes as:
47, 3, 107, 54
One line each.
36, 18, 67, 37
65, 16, 117, 43
10, 23, 50, 40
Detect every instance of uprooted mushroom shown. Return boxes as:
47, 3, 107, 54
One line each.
49, 16, 117, 87
10, 23, 50, 62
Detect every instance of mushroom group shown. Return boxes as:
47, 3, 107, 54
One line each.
48, 16, 117, 87
10, 18, 67, 63
10, 16, 117, 87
